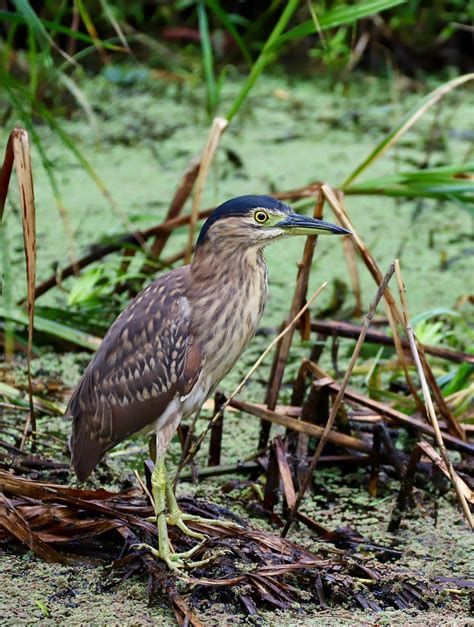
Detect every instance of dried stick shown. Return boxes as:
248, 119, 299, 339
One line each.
2, 130, 37, 451
384, 301, 427, 418
185, 117, 228, 263
335, 189, 362, 316
322, 184, 403, 325
230, 398, 370, 452
322, 186, 461, 438
388, 443, 423, 532
26, 207, 215, 303
417, 345, 464, 440
417, 441, 473, 504
305, 363, 473, 454
261, 190, 324, 449
394, 260, 473, 528
341, 233, 362, 317
310, 320, 474, 365
143, 155, 201, 273
281, 261, 396, 537
175, 282, 328, 477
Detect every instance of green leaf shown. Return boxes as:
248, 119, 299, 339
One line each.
0, 307, 101, 351
342, 73, 474, 187
344, 163, 474, 208
12, 0, 53, 52
226, 0, 300, 122
0, 381, 64, 415
439, 363, 474, 396
411, 308, 462, 325
0, 10, 123, 49
205, 0, 252, 65
198, 0, 217, 115
274, 0, 407, 48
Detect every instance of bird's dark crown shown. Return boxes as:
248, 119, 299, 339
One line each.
197, 195, 290, 246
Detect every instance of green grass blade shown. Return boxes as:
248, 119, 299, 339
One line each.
98, 0, 130, 51
57, 72, 97, 130
12, 0, 53, 52
205, 0, 252, 65
0, 307, 101, 351
0, 10, 123, 50
75, 0, 108, 62
343, 163, 474, 208
342, 73, 474, 188
274, 0, 406, 47
226, 0, 300, 123
198, 0, 217, 115
0, 381, 64, 415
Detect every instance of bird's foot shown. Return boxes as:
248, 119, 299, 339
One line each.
165, 482, 244, 536
145, 508, 244, 536
174, 511, 244, 532
132, 541, 211, 575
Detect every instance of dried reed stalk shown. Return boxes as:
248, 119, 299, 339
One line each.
143, 155, 201, 273
321, 184, 403, 325
394, 260, 473, 528
185, 117, 228, 263
305, 363, 473, 454
230, 398, 370, 452
335, 189, 362, 316
384, 302, 427, 417
281, 261, 396, 537
322, 185, 460, 438
341, 233, 362, 316
151, 160, 200, 256
310, 320, 474, 364
261, 190, 324, 448
417, 442, 473, 504
0, 130, 37, 449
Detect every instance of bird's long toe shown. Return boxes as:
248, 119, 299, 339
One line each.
131, 541, 212, 575
180, 513, 244, 530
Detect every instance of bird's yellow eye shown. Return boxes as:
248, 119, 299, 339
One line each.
254, 210, 269, 224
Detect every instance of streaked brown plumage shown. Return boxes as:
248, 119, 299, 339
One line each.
67, 194, 350, 572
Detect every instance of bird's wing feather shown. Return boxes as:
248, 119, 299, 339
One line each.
67, 267, 202, 481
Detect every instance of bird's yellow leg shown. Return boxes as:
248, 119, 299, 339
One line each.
134, 459, 210, 573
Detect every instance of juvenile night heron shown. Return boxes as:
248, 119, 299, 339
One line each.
68, 195, 350, 571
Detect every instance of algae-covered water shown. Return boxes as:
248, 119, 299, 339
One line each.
1, 71, 473, 624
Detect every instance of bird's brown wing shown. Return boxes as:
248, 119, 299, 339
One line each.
67, 266, 202, 481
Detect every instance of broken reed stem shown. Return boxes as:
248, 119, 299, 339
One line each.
384, 301, 427, 418
321, 184, 403, 326
335, 189, 362, 317
8, 130, 37, 451
185, 117, 228, 264
310, 320, 474, 365
394, 260, 473, 528
175, 282, 328, 475
281, 261, 396, 538
143, 155, 201, 273
261, 190, 324, 448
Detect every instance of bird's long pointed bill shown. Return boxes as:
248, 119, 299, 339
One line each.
278, 214, 351, 236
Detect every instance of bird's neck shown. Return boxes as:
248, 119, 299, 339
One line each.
190, 240, 266, 285
188, 241, 268, 371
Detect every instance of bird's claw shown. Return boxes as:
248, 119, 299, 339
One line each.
131, 542, 212, 575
